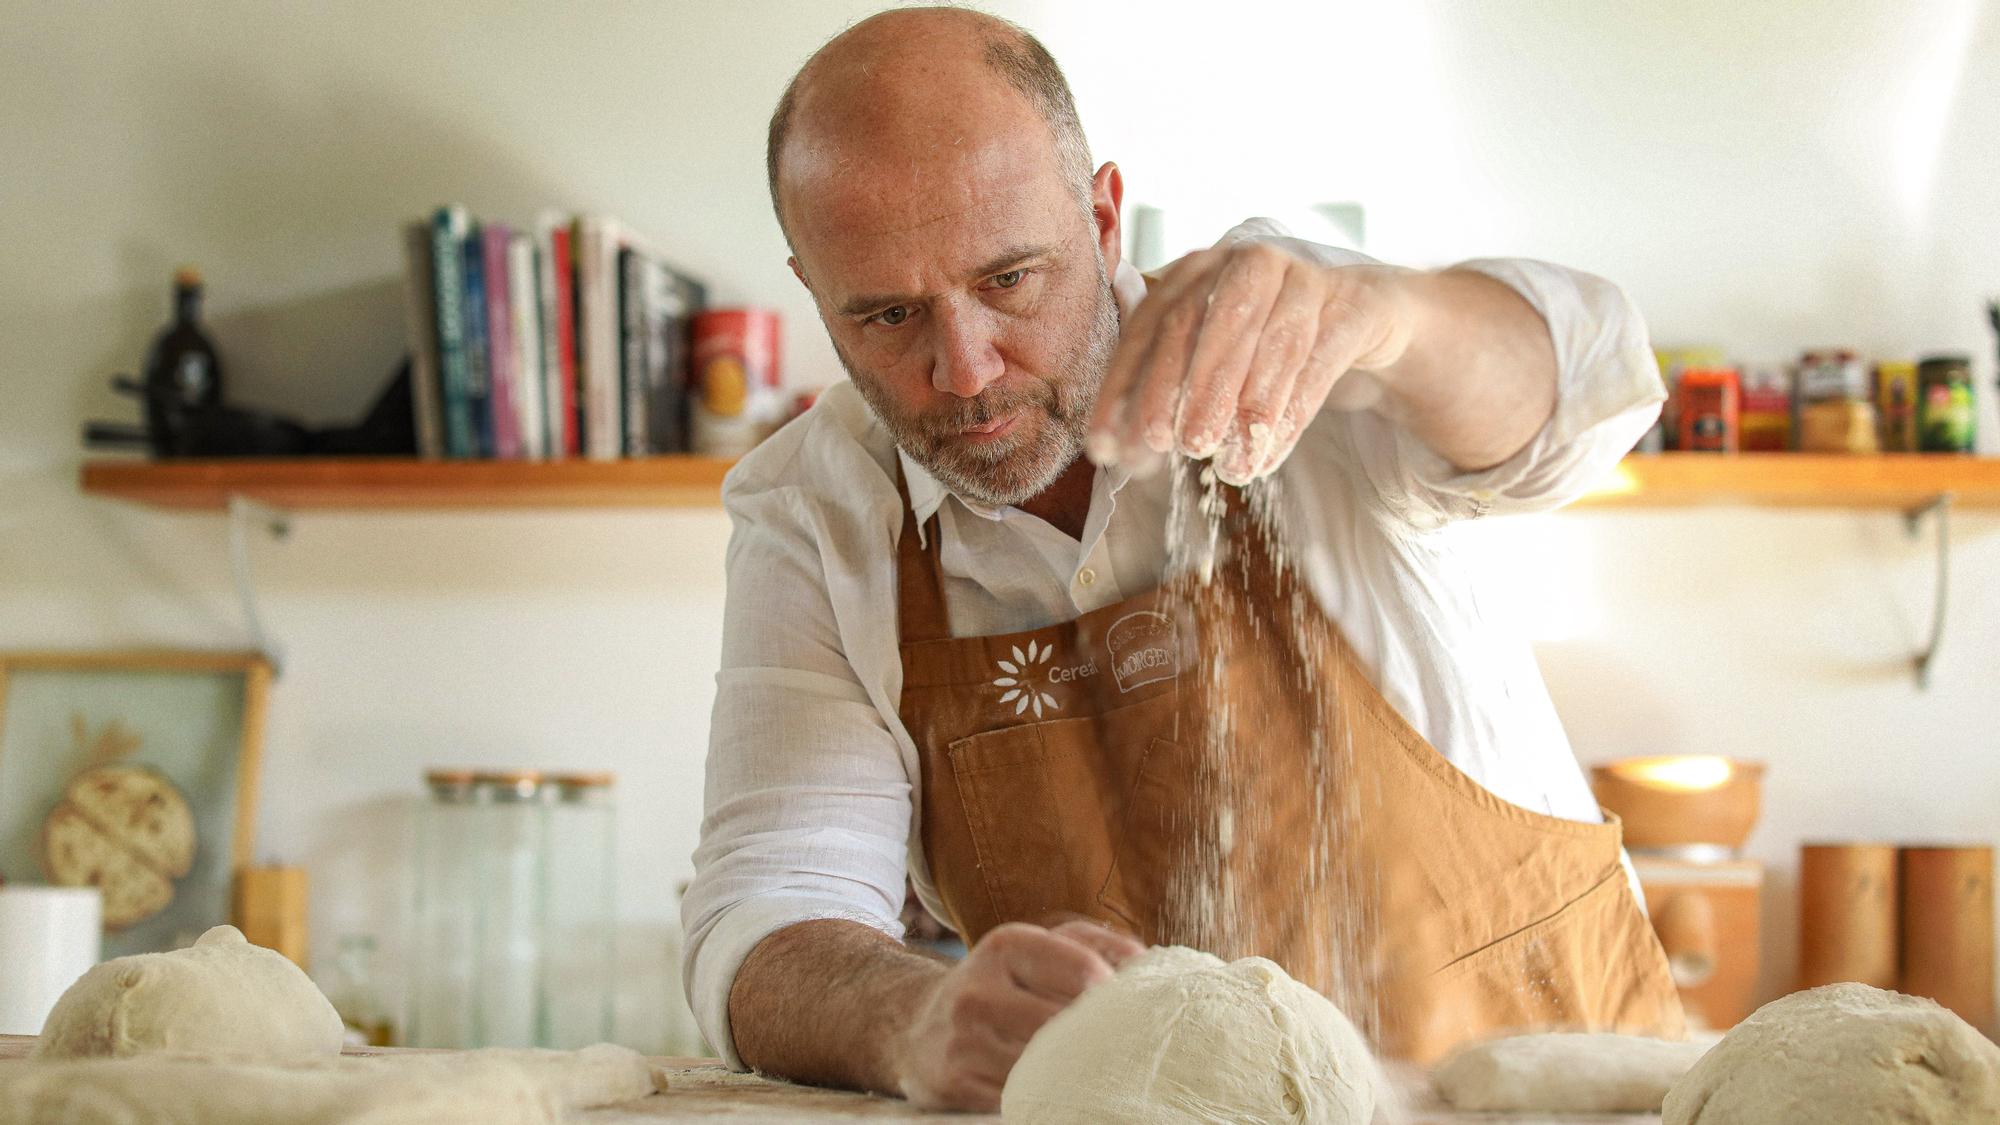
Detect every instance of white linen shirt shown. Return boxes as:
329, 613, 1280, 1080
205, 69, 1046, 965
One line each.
682, 221, 1665, 1066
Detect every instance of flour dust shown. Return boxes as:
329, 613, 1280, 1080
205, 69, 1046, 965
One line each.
1150, 457, 1389, 1065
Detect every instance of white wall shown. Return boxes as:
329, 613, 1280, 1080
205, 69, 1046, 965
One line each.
3, 0, 1997, 1041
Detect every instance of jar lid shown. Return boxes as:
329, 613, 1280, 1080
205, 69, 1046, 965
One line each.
472, 770, 547, 800
424, 768, 478, 786
472, 769, 545, 785
549, 771, 616, 789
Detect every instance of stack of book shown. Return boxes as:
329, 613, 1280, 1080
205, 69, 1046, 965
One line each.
400, 206, 707, 461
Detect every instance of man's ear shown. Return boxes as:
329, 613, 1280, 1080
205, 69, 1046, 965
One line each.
788, 256, 809, 290
1091, 162, 1125, 275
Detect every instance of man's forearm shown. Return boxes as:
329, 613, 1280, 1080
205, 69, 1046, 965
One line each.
1371, 267, 1559, 474
728, 918, 947, 1094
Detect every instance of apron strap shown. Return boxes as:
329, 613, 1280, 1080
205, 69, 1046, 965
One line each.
894, 458, 953, 645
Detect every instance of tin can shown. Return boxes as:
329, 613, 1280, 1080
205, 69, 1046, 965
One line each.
1796, 349, 1869, 405
1652, 346, 1727, 451
1739, 363, 1792, 452
1677, 367, 1741, 452
690, 309, 782, 457
1918, 354, 1975, 453
1875, 361, 1919, 452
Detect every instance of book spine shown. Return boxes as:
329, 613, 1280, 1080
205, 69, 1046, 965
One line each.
430, 207, 475, 460
482, 223, 520, 461
459, 222, 492, 458
621, 248, 650, 457
534, 216, 565, 459
651, 266, 708, 455
401, 221, 445, 460
576, 216, 621, 461
508, 232, 545, 461
552, 223, 580, 458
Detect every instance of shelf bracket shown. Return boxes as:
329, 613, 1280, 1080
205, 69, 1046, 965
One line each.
227, 494, 290, 677
1903, 492, 1953, 690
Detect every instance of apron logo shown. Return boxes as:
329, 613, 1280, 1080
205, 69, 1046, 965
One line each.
992, 640, 1062, 718
1107, 610, 1178, 693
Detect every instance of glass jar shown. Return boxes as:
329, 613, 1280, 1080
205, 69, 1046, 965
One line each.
474, 769, 551, 1048
542, 772, 617, 1048
324, 933, 396, 1047
410, 770, 481, 1048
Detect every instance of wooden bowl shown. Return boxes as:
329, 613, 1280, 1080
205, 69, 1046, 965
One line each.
1591, 756, 1764, 851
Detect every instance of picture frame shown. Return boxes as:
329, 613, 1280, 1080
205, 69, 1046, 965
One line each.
0, 649, 272, 957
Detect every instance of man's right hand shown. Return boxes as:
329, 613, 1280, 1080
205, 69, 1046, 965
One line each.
889, 919, 1145, 1111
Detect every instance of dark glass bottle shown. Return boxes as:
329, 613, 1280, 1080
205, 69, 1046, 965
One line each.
142, 267, 225, 452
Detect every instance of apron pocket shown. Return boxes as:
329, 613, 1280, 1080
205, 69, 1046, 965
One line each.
945, 717, 1124, 933
1096, 737, 1200, 936
1402, 865, 1685, 1061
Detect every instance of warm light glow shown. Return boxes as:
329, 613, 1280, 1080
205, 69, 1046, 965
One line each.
1583, 462, 1642, 500
1610, 755, 1736, 793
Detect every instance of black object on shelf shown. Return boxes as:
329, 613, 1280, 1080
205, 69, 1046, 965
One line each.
82, 363, 416, 459
144, 267, 225, 445
81, 267, 418, 459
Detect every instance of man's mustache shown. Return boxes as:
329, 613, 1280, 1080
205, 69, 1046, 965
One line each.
921, 386, 1055, 437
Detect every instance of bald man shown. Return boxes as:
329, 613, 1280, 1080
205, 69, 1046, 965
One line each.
683, 6, 1681, 1111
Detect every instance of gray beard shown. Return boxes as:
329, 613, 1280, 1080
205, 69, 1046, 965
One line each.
840, 271, 1119, 508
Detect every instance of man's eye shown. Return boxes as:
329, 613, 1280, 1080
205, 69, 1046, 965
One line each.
992, 270, 1025, 289
873, 306, 910, 327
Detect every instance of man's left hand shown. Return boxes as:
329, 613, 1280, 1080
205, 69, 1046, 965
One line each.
1088, 240, 1417, 484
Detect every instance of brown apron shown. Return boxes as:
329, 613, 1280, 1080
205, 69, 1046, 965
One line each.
894, 468, 1683, 1062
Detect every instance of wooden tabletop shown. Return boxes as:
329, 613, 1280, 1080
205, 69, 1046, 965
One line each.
1, 1035, 1661, 1123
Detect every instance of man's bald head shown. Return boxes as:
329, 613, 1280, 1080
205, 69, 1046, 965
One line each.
766, 7, 1092, 246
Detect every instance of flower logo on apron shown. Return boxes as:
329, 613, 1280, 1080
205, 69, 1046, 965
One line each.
992, 640, 1061, 718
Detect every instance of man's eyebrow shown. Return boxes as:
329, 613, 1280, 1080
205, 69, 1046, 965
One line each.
835, 243, 1056, 317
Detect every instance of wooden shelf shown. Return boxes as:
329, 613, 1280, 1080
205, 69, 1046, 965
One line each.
1573, 454, 2000, 510
78, 453, 2000, 512
79, 456, 737, 511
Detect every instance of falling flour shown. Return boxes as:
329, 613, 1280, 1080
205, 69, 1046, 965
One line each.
1008, 458, 1396, 1124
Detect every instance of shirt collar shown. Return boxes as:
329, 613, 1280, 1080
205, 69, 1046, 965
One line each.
897, 259, 1150, 545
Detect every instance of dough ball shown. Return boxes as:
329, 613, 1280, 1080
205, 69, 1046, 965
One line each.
1001, 946, 1380, 1124
34, 924, 344, 1062
1663, 983, 2000, 1124
1434, 1032, 1708, 1113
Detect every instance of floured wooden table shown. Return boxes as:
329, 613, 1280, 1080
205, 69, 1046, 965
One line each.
0, 1035, 1662, 1122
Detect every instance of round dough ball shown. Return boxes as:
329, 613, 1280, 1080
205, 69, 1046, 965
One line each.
34, 925, 344, 1062
1663, 983, 2000, 1124
1001, 945, 1380, 1124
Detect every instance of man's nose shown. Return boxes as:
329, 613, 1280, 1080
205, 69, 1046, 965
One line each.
930, 304, 1005, 398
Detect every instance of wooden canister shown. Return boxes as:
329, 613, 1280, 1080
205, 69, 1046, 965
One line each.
1798, 843, 1899, 990
232, 865, 309, 968
1899, 845, 1995, 1033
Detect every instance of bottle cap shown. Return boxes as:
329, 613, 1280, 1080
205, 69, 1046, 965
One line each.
174, 266, 203, 288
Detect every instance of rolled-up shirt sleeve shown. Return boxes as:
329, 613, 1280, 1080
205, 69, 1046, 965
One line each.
680, 481, 911, 1069
1329, 256, 1665, 530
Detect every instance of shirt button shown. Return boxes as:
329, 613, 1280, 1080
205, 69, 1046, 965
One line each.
1077, 567, 1097, 587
